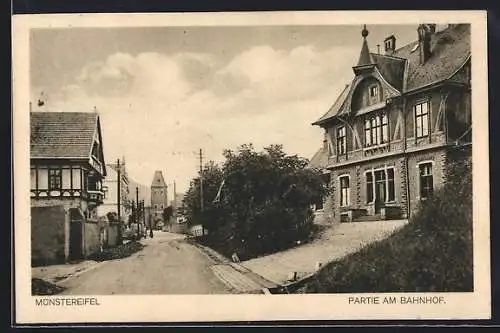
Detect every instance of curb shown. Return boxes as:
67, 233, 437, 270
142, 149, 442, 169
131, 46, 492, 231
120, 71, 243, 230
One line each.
49, 260, 108, 285
187, 239, 278, 291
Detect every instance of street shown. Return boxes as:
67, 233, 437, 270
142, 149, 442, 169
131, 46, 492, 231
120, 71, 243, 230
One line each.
57, 232, 235, 295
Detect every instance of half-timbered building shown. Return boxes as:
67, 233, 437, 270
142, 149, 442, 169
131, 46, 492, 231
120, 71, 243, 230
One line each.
30, 111, 108, 263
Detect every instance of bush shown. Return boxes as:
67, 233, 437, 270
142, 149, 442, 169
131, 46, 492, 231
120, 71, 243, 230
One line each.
301, 147, 473, 293
32, 278, 66, 295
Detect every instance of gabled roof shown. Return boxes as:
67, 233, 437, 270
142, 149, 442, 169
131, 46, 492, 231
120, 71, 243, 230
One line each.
312, 84, 350, 125
370, 53, 406, 91
31, 111, 100, 160
393, 24, 470, 91
151, 170, 167, 187
307, 146, 329, 170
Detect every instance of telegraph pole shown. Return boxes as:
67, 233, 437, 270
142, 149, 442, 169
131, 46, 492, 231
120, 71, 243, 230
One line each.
136, 186, 140, 239
173, 180, 177, 218
117, 158, 122, 244
199, 149, 204, 212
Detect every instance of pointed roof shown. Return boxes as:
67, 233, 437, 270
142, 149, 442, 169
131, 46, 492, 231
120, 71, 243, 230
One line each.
312, 24, 470, 127
151, 170, 167, 187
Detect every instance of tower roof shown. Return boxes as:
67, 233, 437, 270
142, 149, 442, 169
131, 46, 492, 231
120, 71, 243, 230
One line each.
354, 25, 375, 71
151, 170, 167, 187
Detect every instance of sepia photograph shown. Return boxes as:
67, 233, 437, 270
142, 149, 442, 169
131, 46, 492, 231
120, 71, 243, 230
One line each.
13, 10, 490, 323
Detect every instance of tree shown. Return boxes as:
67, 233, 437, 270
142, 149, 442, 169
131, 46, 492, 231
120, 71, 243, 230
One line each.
183, 144, 330, 259
106, 212, 118, 223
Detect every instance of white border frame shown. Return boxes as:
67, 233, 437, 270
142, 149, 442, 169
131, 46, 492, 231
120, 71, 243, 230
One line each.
13, 10, 490, 323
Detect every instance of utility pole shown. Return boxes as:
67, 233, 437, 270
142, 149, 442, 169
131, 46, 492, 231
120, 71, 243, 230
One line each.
117, 158, 122, 244
199, 149, 204, 235
199, 149, 204, 212
136, 187, 140, 239
173, 180, 177, 218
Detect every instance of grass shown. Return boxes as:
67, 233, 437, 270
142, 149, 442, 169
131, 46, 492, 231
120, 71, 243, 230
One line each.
32, 278, 66, 295
297, 148, 473, 293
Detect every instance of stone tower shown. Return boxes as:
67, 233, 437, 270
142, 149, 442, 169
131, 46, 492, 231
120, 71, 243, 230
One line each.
151, 170, 168, 223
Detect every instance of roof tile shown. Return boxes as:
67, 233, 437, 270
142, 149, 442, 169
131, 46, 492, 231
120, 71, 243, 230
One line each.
30, 111, 99, 159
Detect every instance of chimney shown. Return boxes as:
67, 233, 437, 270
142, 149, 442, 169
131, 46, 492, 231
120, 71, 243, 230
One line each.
384, 35, 396, 55
417, 24, 432, 64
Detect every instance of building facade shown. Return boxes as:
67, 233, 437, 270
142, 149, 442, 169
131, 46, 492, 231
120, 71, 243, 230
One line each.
309, 24, 471, 223
30, 111, 108, 263
150, 170, 169, 224
97, 157, 131, 221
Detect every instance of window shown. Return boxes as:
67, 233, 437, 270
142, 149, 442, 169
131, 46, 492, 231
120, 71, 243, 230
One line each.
369, 85, 378, 98
419, 163, 434, 199
385, 40, 392, 51
364, 119, 371, 146
154, 204, 158, 209
415, 101, 430, 138
30, 168, 36, 190
339, 176, 350, 207
375, 170, 386, 202
48, 168, 61, 190
365, 167, 395, 203
366, 172, 374, 203
365, 113, 388, 147
381, 114, 388, 143
337, 126, 346, 155
387, 168, 395, 202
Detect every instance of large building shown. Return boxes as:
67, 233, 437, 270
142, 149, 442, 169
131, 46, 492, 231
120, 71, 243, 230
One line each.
309, 24, 471, 223
30, 111, 108, 263
150, 170, 169, 224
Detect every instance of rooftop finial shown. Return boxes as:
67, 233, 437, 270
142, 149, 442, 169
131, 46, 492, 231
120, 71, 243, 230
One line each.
361, 24, 369, 39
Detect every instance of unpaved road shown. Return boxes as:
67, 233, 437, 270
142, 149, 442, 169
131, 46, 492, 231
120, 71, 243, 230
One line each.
58, 232, 231, 295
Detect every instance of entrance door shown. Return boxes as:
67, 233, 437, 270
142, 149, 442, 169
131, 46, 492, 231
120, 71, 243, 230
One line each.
374, 171, 386, 214
69, 209, 84, 261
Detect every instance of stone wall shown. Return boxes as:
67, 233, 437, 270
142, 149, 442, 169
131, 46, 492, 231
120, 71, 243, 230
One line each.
31, 205, 68, 266
107, 223, 120, 247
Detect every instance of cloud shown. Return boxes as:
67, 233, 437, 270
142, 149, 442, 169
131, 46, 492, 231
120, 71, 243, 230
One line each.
215, 44, 355, 103
32, 43, 358, 196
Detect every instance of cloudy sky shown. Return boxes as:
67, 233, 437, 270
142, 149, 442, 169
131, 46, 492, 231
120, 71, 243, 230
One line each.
30, 24, 428, 198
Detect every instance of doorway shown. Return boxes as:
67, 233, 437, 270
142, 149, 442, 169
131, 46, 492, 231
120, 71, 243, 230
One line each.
69, 208, 84, 261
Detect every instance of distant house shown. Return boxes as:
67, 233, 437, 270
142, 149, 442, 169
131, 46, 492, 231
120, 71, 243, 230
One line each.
97, 157, 131, 221
30, 111, 108, 264
309, 24, 471, 223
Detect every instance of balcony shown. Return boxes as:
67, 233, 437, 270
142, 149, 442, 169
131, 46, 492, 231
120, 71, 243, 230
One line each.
87, 190, 104, 204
